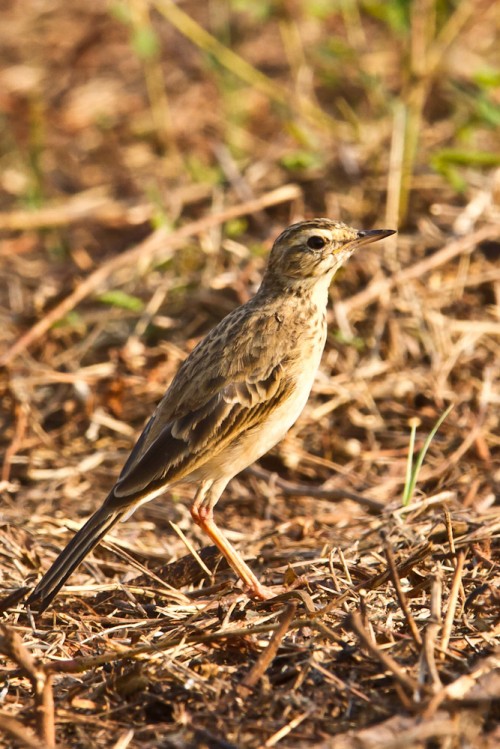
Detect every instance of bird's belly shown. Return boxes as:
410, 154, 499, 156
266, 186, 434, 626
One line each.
196, 365, 319, 483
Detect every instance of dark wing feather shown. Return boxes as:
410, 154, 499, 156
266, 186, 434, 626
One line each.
111, 302, 294, 502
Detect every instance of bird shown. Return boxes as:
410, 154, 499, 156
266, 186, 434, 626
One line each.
27, 219, 395, 611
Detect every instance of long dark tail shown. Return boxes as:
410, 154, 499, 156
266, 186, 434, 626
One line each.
26, 504, 126, 613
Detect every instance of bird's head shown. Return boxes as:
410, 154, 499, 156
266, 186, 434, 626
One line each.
264, 219, 395, 289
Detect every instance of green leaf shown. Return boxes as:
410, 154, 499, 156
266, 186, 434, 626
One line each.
97, 290, 144, 312
225, 217, 248, 238
132, 25, 160, 59
473, 68, 500, 89
280, 150, 323, 172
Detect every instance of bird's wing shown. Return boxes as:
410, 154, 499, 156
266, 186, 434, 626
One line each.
111, 303, 295, 501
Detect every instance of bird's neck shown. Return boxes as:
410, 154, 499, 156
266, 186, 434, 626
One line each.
258, 270, 333, 310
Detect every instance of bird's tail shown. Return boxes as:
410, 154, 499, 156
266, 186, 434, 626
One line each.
26, 504, 126, 613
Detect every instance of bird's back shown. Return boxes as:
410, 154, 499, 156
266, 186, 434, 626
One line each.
110, 288, 327, 501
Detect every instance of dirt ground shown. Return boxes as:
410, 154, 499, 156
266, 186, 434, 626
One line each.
0, 1, 499, 748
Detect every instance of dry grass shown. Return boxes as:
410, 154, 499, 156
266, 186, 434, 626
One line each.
0, 1, 499, 747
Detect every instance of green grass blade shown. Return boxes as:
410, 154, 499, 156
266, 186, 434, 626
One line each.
403, 404, 453, 506
402, 418, 418, 506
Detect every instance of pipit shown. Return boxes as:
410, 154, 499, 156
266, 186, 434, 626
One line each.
27, 219, 395, 611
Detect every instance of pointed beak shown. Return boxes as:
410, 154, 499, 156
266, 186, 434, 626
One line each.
355, 228, 396, 247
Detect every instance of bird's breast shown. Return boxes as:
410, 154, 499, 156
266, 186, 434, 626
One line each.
195, 315, 327, 484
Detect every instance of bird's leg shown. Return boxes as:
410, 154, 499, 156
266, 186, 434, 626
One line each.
191, 480, 275, 600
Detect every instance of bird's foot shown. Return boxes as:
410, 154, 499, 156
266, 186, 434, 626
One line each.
244, 581, 278, 601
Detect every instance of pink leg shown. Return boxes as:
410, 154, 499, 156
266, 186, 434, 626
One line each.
191, 480, 275, 600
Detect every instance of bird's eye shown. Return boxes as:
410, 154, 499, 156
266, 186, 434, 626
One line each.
306, 235, 326, 250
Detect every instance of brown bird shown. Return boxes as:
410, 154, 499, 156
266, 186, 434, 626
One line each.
27, 219, 395, 611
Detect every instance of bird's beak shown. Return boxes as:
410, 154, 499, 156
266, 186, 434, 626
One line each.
355, 229, 397, 247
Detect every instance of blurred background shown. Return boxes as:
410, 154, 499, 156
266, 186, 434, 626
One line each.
0, 1, 499, 746
1, 0, 498, 507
